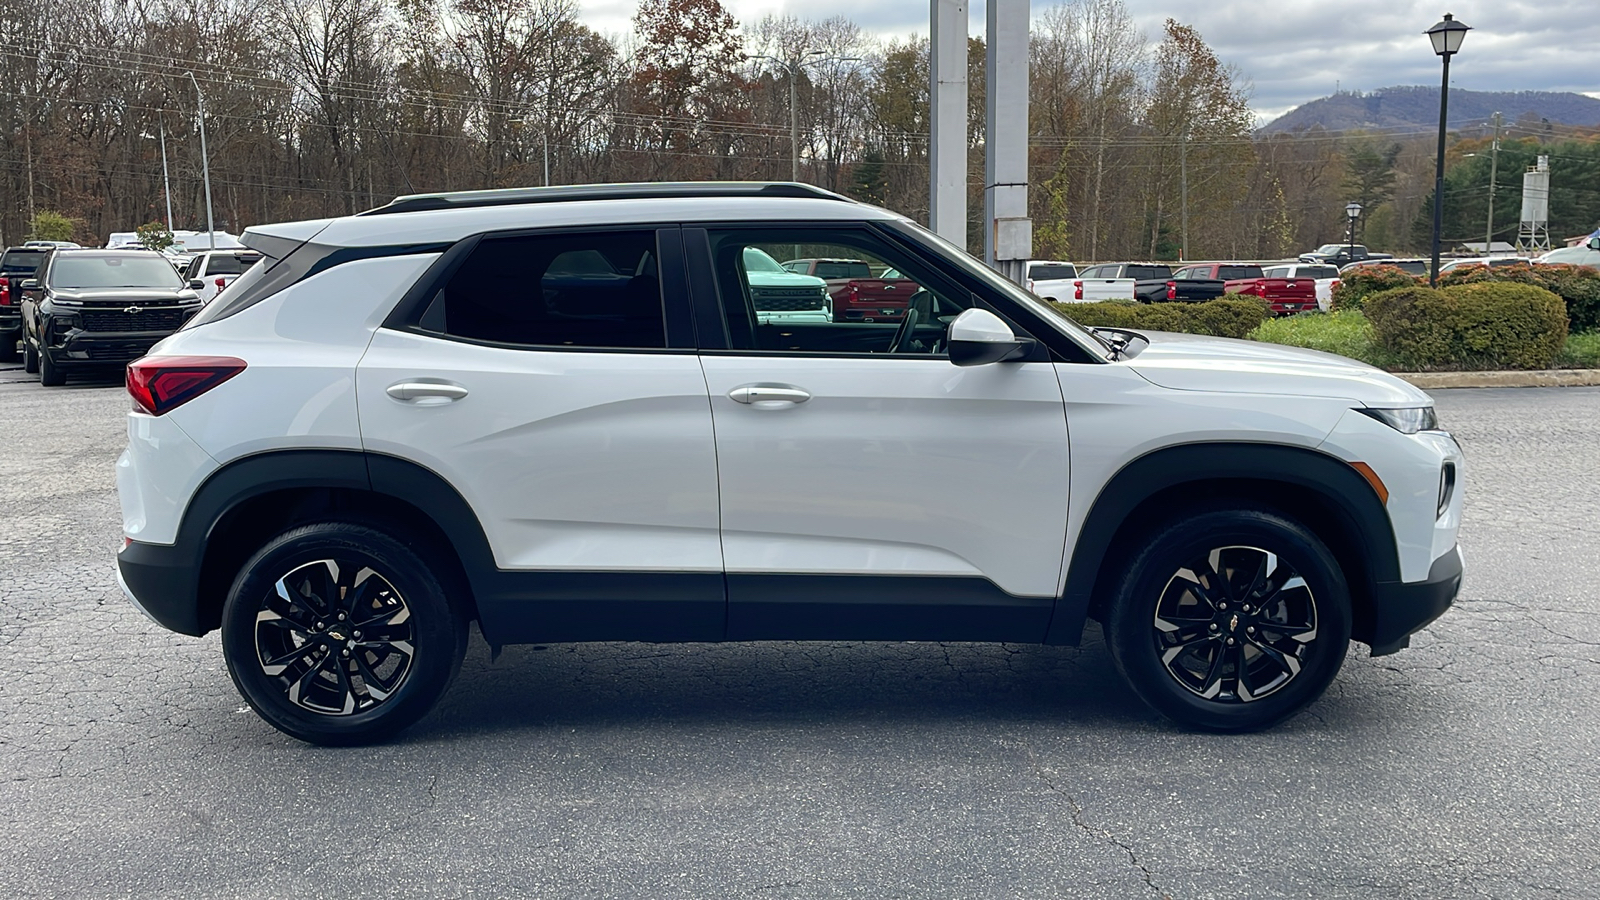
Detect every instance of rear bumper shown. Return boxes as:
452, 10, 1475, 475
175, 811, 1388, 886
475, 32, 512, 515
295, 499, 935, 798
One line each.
116, 539, 205, 636
1366, 545, 1462, 656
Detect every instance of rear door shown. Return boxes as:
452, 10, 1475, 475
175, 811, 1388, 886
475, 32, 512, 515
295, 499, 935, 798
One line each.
356, 226, 724, 643
688, 224, 1070, 642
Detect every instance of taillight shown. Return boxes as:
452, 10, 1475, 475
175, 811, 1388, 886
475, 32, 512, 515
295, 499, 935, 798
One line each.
215, 277, 227, 292
1026, 279, 1035, 292
0, 276, 9, 306
1166, 281, 1177, 301
126, 355, 247, 416
1073, 280, 1083, 300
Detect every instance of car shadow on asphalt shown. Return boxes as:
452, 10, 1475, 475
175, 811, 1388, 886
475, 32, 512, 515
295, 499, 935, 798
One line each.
410, 625, 1161, 740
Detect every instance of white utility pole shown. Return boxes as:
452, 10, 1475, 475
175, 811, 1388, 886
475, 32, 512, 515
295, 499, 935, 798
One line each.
983, 0, 1030, 283
929, 0, 967, 245
183, 72, 216, 251
158, 119, 174, 232
1485, 110, 1501, 251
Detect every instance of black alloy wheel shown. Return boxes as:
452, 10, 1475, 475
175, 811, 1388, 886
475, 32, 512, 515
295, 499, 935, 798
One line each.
1105, 507, 1352, 732
221, 522, 467, 745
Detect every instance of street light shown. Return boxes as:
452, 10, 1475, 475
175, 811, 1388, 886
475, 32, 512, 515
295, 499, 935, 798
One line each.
139, 118, 174, 233
750, 50, 861, 182
1345, 201, 1362, 262
1425, 12, 1470, 287
183, 71, 216, 251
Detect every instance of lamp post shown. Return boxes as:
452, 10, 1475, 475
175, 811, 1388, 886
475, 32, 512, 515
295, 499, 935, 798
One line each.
751, 50, 861, 182
1425, 13, 1470, 287
140, 119, 175, 233
183, 71, 217, 251
1345, 201, 1362, 263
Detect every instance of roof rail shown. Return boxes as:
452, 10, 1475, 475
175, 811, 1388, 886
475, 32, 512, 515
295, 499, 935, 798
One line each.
357, 181, 855, 216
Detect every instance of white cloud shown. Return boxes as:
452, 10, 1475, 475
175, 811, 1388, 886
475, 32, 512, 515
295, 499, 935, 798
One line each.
577, 0, 1600, 120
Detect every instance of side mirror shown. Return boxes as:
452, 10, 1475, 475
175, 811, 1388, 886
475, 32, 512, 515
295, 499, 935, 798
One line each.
20, 279, 38, 290
948, 308, 1030, 367
189, 279, 205, 290
1588, 236, 1600, 251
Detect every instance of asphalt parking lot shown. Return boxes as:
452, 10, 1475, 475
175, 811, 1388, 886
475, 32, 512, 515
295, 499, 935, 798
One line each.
1, 366, 1597, 899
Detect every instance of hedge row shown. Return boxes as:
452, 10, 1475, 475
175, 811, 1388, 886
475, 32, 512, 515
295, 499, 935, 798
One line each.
1364, 282, 1569, 370
1332, 261, 1600, 332
1051, 297, 1271, 339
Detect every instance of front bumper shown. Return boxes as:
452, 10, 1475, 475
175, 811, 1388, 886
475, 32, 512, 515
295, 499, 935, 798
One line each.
1365, 545, 1462, 656
117, 539, 206, 636
46, 329, 172, 366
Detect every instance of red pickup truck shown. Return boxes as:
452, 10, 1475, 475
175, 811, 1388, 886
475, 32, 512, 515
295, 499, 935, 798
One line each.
782, 257, 917, 322
1171, 263, 1317, 316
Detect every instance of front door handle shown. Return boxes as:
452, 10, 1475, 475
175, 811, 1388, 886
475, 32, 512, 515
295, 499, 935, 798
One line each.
728, 384, 811, 405
386, 381, 469, 403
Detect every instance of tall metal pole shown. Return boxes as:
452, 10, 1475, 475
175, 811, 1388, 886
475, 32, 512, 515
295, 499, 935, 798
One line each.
983, 0, 1030, 283
184, 72, 216, 251
929, 0, 967, 245
543, 131, 550, 186
788, 62, 799, 182
1485, 110, 1500, 252
1429, 53, 1450, 287
1179, 128, 1189, 261
158, 120, 174, 232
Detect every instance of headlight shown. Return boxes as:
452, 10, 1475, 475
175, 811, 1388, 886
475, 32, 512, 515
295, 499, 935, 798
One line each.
1356, 406, 1439, 434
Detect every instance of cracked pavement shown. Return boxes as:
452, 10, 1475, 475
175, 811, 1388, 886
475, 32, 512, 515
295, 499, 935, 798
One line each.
1, 367, 1597, 898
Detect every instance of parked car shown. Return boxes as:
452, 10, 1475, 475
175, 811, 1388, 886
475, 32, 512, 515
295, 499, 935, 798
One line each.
1024, 260, 1078, 302
1262, 263, 1341, 311
780, 256, 914, 322
1166, 263, 1262, 305
1072, 262, 1170, 303
744, 248, 832, 323
115, 181, 1464, 745
1437, 256, 1531, 274
1536, 240, 1600, 269
1300, 244, 1392, 267
0, 246, 50, 361
19, 248, 203, 385
1340, 258, 1430, 277
181, 249, 263, 303
23, 240, 82, 249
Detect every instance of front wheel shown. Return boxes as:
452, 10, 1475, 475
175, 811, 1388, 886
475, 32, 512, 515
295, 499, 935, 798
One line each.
37, 346, 63, 385
221, 522, 468, 745
1105, 508, 1352, 732
23, 336, 39, 373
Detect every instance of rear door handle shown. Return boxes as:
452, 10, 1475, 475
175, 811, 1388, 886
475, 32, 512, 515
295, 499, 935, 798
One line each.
728, 384, 811, 405
386, 381, 469, 403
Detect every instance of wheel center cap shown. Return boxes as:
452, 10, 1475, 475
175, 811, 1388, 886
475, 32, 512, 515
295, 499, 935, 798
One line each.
326, 627, 348, 642
1228, 614, 1240, 633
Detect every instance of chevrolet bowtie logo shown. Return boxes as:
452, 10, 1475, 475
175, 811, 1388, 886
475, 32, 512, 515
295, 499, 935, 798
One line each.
123, 305, 142, 314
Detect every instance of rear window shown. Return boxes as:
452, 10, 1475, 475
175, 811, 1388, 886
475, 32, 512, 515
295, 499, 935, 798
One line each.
1217, 265, 1262, 280
1127, 265, 1171, 280
1301, 266, 1339, 279
1029, 263, 1076, 280
1, 250, 45, 275
813, 261, 871, 279
205, 253, 262, 276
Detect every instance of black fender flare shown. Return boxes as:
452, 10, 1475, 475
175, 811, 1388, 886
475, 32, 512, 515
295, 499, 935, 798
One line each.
1045, 442, 1400, 645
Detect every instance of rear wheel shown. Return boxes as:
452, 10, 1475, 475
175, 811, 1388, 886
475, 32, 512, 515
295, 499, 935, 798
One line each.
221, 522, 468, 745
1105, 507, 1352, 732
37, 346, 64, 385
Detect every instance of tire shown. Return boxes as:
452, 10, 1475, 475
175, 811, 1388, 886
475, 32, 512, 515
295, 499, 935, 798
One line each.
37, 346, 64, 385
23, 336, 38, 374
1104, 507, 1352, 732
220, 521, 468, 745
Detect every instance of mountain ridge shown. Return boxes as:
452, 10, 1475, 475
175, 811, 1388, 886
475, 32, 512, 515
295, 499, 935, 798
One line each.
1260, 86, 1600, 134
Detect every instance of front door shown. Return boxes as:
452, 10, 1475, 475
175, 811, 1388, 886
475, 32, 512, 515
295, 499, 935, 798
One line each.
357, 226, 724, 643
690, 226, 1071, 641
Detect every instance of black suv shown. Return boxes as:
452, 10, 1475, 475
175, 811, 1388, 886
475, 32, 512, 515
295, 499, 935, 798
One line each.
0, 246, 50, 361
20, 249, 202, 385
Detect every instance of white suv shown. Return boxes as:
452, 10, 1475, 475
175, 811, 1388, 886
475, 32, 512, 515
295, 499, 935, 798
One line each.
114, 183, 1465, 744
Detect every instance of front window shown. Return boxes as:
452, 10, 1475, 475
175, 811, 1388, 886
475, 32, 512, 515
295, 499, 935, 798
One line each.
50, 255, 184, 289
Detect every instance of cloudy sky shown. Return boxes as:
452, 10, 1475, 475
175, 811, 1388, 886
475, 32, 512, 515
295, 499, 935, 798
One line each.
576, 0, 1600, 126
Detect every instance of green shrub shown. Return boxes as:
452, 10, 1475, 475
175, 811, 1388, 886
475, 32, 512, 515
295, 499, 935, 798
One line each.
1330, 264, 1422, 311
1438, 261, 1600, 332
1052, 297, 1270, 339
1247, 309, 1404, 368
1365, 282, 1568, 370
27, 210, 75, 242
1557, 331, 1600, 369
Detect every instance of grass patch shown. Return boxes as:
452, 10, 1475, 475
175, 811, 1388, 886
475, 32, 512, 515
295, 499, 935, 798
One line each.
1249, 311, 1600, 371
1556, 331, 1600, 368
1246, 310, 1406, 368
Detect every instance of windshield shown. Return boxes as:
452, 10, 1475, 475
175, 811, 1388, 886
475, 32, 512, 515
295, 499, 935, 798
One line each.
50, 255, 183, 289
742, 247, 786, 273
885, 218, 1110, 357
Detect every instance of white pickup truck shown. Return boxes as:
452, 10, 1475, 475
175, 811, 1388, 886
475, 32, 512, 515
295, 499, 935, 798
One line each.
1069, 262, 1169, 302
1023, 260, 1078, 302
181, 249, 262, 304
